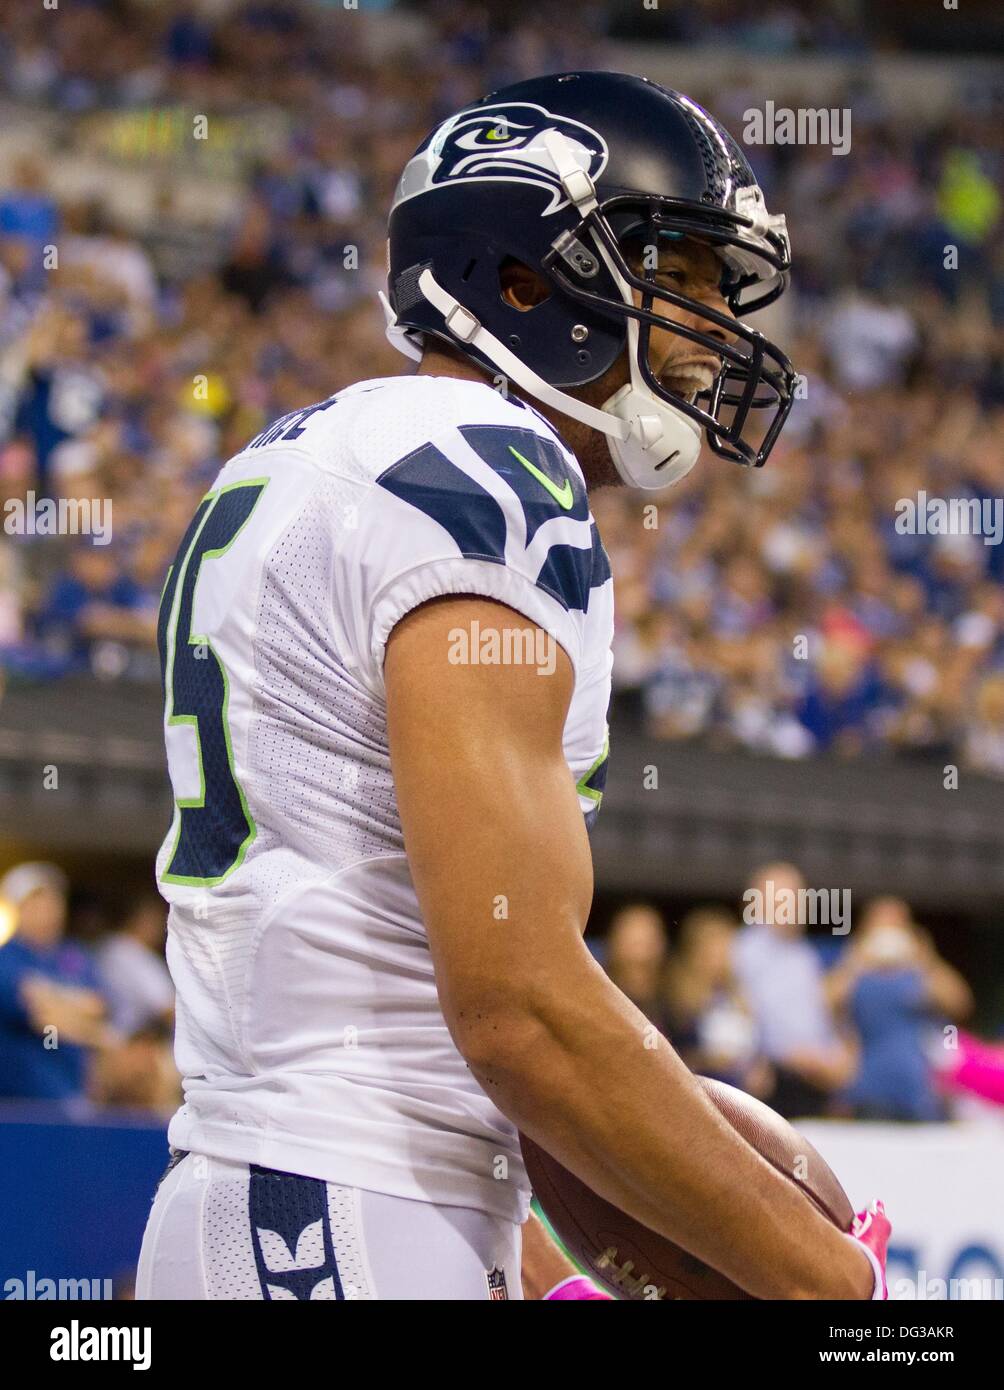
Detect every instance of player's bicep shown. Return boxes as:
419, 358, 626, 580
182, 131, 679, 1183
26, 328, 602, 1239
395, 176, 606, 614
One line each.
385, 596, 593, 1035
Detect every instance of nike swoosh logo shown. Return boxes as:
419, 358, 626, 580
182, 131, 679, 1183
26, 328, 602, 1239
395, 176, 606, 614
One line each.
508, 445, 574, 510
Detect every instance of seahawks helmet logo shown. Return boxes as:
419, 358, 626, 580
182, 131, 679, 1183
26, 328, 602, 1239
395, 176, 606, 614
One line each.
394, 102, 608, 217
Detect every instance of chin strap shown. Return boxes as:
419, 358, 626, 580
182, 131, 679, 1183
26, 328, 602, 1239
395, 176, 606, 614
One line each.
582, 185, 702, 489
413, 266, 631, 444
378, 289, 423, 362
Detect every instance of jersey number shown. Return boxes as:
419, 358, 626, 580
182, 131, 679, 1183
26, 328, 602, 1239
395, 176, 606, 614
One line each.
158, 480, 267, 886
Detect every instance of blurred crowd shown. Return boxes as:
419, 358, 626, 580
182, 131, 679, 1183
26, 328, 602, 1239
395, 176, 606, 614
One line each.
598, 864, 1004, 1125
0, 861, 178, 1113
0, 0, 1002, 771
603, 0, 1004, 54
4, 852, 1001, 1127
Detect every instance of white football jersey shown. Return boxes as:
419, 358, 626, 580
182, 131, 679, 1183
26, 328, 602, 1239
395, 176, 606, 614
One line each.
155, 374, 613, 1222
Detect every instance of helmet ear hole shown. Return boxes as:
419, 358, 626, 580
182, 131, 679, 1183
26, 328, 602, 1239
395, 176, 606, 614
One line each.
498, 255, 551, 311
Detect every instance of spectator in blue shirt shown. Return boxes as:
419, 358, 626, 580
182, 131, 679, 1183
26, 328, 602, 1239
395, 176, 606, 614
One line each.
795, 640, 886, 754
0, 157, 58, 264
34, 544, 151, 672
826, 897, 973, 1121
0, 862, 110, 1101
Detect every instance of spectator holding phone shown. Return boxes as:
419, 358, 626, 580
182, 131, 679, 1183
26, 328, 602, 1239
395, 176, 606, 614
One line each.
827, 896, 973, 1120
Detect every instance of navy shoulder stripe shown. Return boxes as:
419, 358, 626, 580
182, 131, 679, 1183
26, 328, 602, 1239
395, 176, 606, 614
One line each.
376, 427, 606, 615
590, 521, 612, 587
458, 424, 588, 546
536, 521, 612, 614
377, 441, 507, 565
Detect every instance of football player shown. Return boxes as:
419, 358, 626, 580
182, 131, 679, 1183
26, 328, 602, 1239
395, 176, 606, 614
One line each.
137, 72, 888, 1300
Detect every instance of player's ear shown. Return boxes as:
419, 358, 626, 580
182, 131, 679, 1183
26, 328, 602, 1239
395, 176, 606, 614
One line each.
499, 257, 551, 311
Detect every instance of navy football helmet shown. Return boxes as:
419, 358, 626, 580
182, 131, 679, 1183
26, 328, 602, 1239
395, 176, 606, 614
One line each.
383, 71, 796, 490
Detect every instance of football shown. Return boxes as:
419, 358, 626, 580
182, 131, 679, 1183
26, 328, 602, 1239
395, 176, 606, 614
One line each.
520, 1076, 855, 1300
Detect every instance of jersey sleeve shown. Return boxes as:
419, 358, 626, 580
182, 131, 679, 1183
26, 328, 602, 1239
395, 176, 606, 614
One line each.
335, 419, 606, 696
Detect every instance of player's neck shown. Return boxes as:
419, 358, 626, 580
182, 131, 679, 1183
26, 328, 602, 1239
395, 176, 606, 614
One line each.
415, 342, 498, 388
415, 343, 576, 451
413, 344, 622, 492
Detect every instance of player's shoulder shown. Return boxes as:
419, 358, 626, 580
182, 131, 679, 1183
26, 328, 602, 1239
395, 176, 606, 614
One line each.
356, 377, 607, 624
224, 375, 605, 612
344, 374, 584, 495
237, 372, 593, 532
359, 375, 591, 531
231, 374, 578, 480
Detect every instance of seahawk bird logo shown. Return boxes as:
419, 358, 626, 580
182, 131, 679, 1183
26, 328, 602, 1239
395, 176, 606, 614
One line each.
393, 102, 609, 217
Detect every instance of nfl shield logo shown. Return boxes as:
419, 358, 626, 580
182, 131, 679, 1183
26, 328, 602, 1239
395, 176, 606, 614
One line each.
486, 1265, 509, 1301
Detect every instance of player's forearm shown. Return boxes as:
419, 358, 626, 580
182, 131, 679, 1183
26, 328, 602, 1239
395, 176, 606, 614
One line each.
520, 1210, 580, 1299
459, 959, 871, 1301
386, 605, 869, 1299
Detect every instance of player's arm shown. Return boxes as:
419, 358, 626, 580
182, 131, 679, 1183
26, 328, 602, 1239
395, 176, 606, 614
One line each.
386, 596, 874, 1301
520, 1211, 584, 1300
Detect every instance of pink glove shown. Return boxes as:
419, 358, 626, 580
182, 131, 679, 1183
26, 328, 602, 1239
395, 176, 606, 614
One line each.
544, 1275, 613, 1300
849, 1199, 891, 1299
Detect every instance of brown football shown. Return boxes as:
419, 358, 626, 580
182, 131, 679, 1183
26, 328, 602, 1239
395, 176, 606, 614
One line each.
520, 1076, 855, 1300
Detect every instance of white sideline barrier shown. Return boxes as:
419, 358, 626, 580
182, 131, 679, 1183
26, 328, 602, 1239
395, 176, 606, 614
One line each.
799, 1120, 1004, 1300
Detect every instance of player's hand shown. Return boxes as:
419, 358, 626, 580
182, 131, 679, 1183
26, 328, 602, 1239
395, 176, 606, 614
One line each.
848, 1199, 891, 1299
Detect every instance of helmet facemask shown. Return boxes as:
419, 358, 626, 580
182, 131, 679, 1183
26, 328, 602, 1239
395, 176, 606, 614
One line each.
541, 199, 797, 472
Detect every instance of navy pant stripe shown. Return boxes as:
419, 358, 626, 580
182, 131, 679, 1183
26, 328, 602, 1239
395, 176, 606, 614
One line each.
248, 1165, 345, 1301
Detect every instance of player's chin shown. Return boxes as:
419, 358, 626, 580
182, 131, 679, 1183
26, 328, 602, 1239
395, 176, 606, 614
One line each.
659, 366, 718, 406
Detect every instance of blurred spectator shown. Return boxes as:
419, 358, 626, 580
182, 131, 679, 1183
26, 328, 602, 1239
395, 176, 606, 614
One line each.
0, 861, 111, 1101
794, 640, 886, 754
95, 895, 173, 1038
826, 896, 973, 1121
664, 906, 771, 1096
821, 286, 918, 392
0, 157, 58, 272
34, 544, 156, 674
604, 902, 671, 1030
10, 303, 106, 494
89, 1025, 181, 1114
965, 672, 1004, 776
734, 862, 856, 1117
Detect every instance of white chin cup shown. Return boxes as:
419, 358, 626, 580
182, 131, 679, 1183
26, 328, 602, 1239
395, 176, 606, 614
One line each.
601, 382, 703, 490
